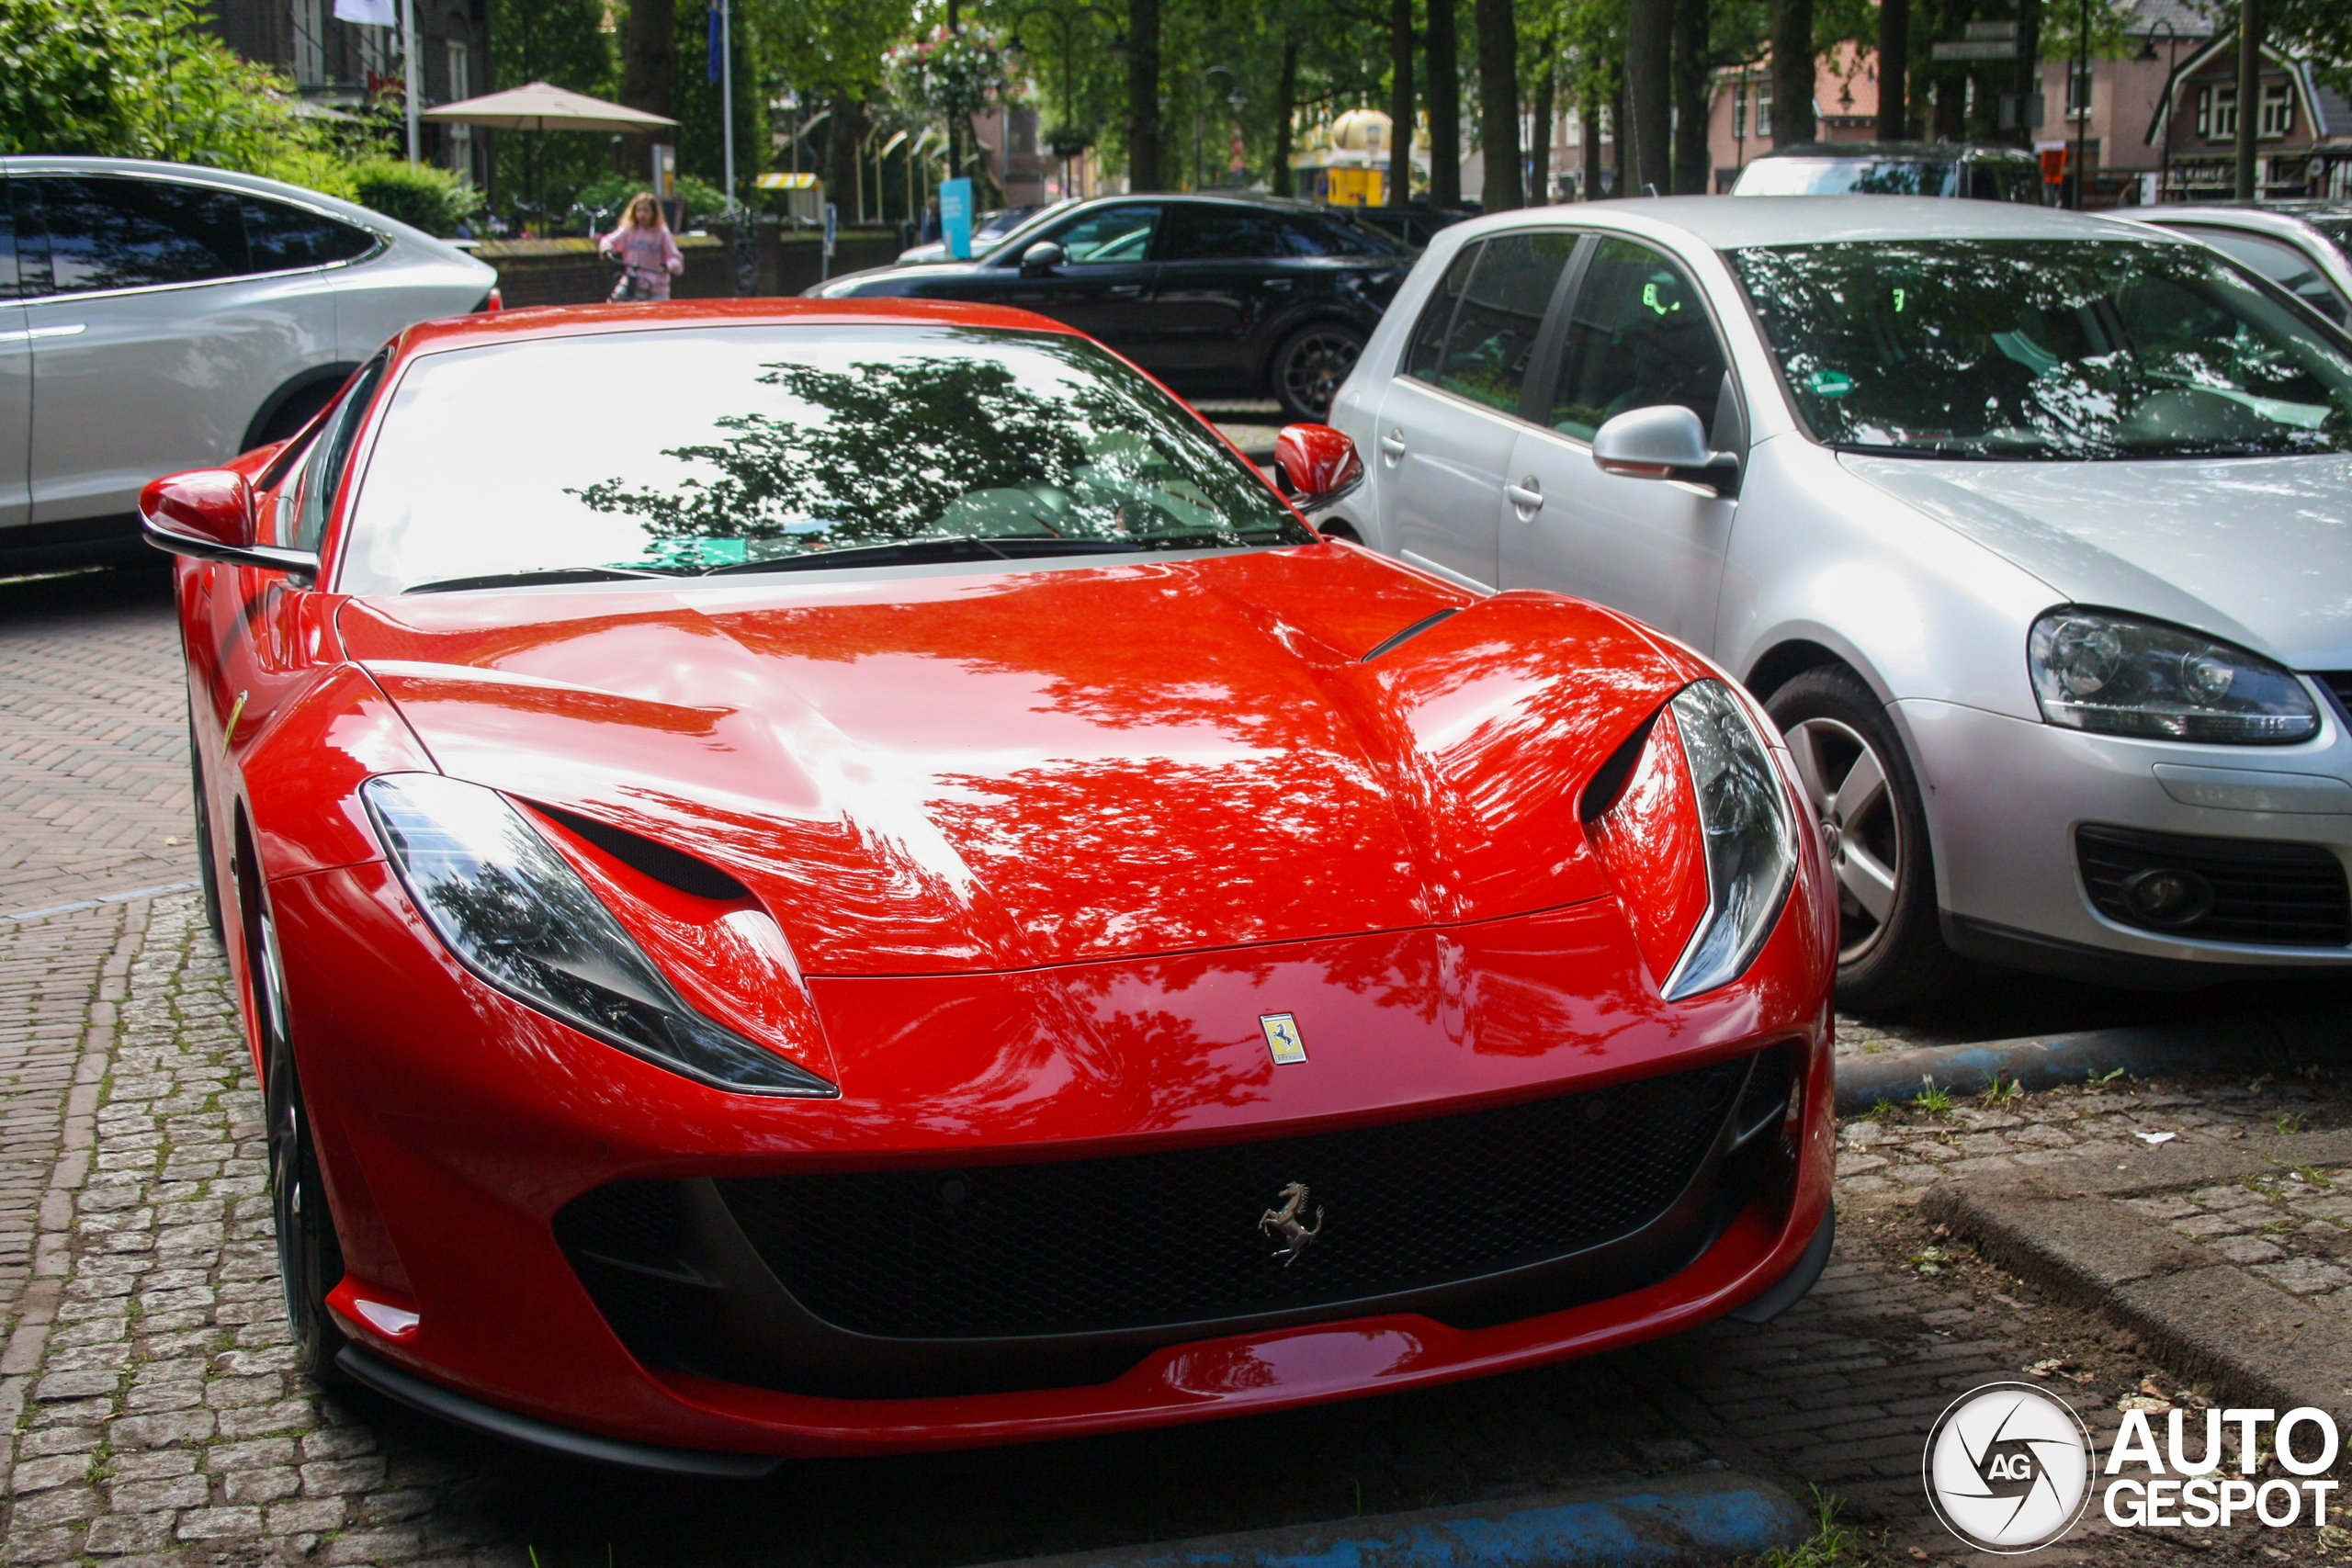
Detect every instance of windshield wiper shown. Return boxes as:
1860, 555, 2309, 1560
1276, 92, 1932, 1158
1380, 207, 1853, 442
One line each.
405, 566, 686, 594
700, 537, 1148, 576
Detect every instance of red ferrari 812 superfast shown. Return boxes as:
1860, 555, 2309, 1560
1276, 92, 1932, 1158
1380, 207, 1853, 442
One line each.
146, 299, 1838, 1474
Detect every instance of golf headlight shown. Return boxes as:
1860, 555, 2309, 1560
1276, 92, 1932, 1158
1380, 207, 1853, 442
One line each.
363, 773, 836, 1097
1662, 681, 1799, 1002
2028, 609, 2318, 744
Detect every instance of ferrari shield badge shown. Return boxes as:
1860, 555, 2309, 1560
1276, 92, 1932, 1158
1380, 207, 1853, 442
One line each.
1260, 1012, 1307, 1065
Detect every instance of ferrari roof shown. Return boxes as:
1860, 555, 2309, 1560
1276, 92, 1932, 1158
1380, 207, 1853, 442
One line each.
397, 296, 1084, 355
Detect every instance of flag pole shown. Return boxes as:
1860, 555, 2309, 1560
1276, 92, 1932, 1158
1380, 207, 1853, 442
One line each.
402, 0, 420, 164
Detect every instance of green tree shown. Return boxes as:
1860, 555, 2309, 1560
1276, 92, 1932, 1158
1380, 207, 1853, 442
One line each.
487, 0, 615, 224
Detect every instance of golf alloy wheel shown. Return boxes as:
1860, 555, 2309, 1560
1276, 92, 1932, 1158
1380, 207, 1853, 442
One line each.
1783, 716, 1902, 966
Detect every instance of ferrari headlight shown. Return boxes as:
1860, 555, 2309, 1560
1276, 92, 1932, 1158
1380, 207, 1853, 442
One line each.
363, 773, 836, 1098
2028, 609, 2318, 744
1661, 681, 1799, 1002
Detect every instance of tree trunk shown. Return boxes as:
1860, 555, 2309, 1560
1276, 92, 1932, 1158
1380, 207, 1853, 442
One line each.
622, 0, 676, 123
1386, 0, 1413, 205
1528, 39, 1555, 205
827, 96, 865, 221
1427, 0, 1461, 206
1272, 36, 1299, 197
1770, 0, 1815, 146
1671, 0, 1710, 192
1613, 69, 1630, 196
1126, 0, 1161, 190
1475, 0, 1521, 209
1876, 0, 1910, 139
1625, 0, 1670, 193
2235, 0, 2262, 198
2008, 0, 2039, 148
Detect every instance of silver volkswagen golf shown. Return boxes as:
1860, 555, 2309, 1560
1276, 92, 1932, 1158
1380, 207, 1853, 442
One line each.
1317, 197, 2352, 1008
1, 156, 495, 573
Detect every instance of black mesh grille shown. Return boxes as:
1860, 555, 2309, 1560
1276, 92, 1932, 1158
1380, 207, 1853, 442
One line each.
2078, 823, 2351, 947
717, 1055, 1751, 1340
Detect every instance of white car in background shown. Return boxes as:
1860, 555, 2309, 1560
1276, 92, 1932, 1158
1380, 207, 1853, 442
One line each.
2125, 203, 2352, 329
1314, 196, 2352, 1009
0, 155, 495, 573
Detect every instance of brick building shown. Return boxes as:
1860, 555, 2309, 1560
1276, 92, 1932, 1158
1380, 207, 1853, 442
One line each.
205, 0, 491, 183
2148, 28, 2352, 200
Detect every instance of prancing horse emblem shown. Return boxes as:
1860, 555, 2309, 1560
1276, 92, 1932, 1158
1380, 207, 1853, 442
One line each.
1259, 1181, 1324, 1266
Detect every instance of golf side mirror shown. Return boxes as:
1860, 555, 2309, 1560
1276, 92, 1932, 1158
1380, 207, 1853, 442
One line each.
140, 469, 319, 579
1021, 241, 1066, 276
1590, 405, 1741, 493
1274, 423, 1363, 508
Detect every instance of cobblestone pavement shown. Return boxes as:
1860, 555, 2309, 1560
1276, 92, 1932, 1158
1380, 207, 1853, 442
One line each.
2, 565, 2333, 1567
2134, 1165, 2352, 1302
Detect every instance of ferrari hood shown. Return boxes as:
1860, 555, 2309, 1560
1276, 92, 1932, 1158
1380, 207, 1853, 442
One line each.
1843, 451, 2352, 670
336, 548, 1700, 977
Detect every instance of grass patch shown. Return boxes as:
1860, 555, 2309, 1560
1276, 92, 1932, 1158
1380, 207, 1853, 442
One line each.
1978, 1073, 2022, 1107
1757, 1485, 1871, 1568
1912, 1079, 1954, 1117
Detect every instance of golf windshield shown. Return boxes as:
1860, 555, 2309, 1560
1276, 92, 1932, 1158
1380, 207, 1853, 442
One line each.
337, 324, 1312, 594
1730, 238, 2352, 458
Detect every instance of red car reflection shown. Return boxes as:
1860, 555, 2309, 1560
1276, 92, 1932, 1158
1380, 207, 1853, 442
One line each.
151, 299, 1837, 1474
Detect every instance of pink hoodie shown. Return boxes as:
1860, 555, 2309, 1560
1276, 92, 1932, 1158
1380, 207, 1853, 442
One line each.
599, 222, 684, 300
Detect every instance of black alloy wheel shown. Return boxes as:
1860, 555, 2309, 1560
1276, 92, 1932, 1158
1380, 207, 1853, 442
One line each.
1765, 665, 1964, 1014
254, 898, 351, 1384
1272, 324, 1365, 423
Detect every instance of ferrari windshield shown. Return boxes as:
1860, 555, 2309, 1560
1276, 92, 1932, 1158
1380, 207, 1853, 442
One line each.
1729, 238, 2352, 458
337, 324, 1312, 594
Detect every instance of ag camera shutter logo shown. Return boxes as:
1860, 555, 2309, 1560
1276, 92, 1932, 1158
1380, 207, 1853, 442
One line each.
1923, 1382, 2093, 1551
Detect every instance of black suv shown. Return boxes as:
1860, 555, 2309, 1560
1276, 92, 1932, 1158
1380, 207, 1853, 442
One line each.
807, 194, 1409, 421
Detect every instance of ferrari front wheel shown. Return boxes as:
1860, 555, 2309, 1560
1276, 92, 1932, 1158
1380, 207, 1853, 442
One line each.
1766, 666, 1963, 1014
257, 904, 350, 1384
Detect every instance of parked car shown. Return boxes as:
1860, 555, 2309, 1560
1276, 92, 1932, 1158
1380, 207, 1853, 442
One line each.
2125, 202, 2352, 327
808, 193, 1410, 422
0, 156, 495, 574
1337, 201, 1477, 250
1317, 196, 2352, 1008
143, 295, 1835, 1470
1731, 142, 2047, 204
895, 202, 1056, 264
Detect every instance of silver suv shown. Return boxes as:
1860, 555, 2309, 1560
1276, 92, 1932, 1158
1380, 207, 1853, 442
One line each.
1, 156, 495, 572
1319, 196, 2352, 1008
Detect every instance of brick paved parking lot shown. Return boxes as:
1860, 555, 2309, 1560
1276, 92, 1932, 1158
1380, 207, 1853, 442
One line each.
2, 564, 2343, 1567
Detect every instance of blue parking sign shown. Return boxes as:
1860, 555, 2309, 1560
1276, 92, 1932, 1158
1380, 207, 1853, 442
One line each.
940, 178, 974, 261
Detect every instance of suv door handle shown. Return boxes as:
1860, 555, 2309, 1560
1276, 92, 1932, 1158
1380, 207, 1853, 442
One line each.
1505, 478, 1544, 513
1378, 432, 1408, 458
1105, 284, 1145, 298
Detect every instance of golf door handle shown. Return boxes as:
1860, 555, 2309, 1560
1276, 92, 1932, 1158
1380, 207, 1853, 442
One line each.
1378, 432, 1408, 457
1505, 478, 1544, 512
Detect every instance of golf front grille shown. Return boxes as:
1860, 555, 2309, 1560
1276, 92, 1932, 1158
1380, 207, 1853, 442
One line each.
2078, 823, 2351, 947
710, 1053, 1752, 1340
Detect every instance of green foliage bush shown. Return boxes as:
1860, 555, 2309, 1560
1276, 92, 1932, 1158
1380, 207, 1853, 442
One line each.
574, 173, 731, 235
351, 158, 479, 236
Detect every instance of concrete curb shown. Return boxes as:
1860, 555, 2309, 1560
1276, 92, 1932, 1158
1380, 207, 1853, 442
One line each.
1922, 1130, 2352, 1422
1835, 1005, 2352, 1116
965, 1472, 1810, 1568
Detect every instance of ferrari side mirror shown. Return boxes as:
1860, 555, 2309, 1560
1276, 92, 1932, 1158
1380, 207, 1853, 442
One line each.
1020, 241, 1067, 276
1274, 423, 1363, 510
140, 469, 319, 579
1590, 405, 1741, 493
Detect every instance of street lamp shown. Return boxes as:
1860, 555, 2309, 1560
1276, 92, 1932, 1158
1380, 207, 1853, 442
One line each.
1194, 64, 1245, 191
2138, 18, 2183, 202
1007, 3, 1115, 198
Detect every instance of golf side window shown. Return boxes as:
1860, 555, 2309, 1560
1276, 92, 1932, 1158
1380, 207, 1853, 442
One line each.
1402, 233, 1580, 416
1544, 239, 1731, 443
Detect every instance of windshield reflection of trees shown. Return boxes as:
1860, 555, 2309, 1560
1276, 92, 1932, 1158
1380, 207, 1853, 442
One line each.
1736, 242, 2352, 457
570, 335, 1304, 568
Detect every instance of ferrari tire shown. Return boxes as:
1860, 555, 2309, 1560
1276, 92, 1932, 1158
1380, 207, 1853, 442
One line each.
1764, 666, 1964, 1014
1270, 324, 1365, 424
257, 902, 350, 1384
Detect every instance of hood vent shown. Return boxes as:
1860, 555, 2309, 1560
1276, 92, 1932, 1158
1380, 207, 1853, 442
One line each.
529, 802, 752, 902
1360, 608, 1460, 663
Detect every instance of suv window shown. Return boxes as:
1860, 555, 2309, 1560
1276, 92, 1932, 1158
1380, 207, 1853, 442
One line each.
36, 176, 247, 294
292, 356, 385, 553
1404, 244, 1480, 381
1545, 238, 1729, 441
0, 185, 17, 299
1157, 206, 1283, 260
243, 197, 376, 272
1049, 204, 1161, 265
1279, 215, 1396, 256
